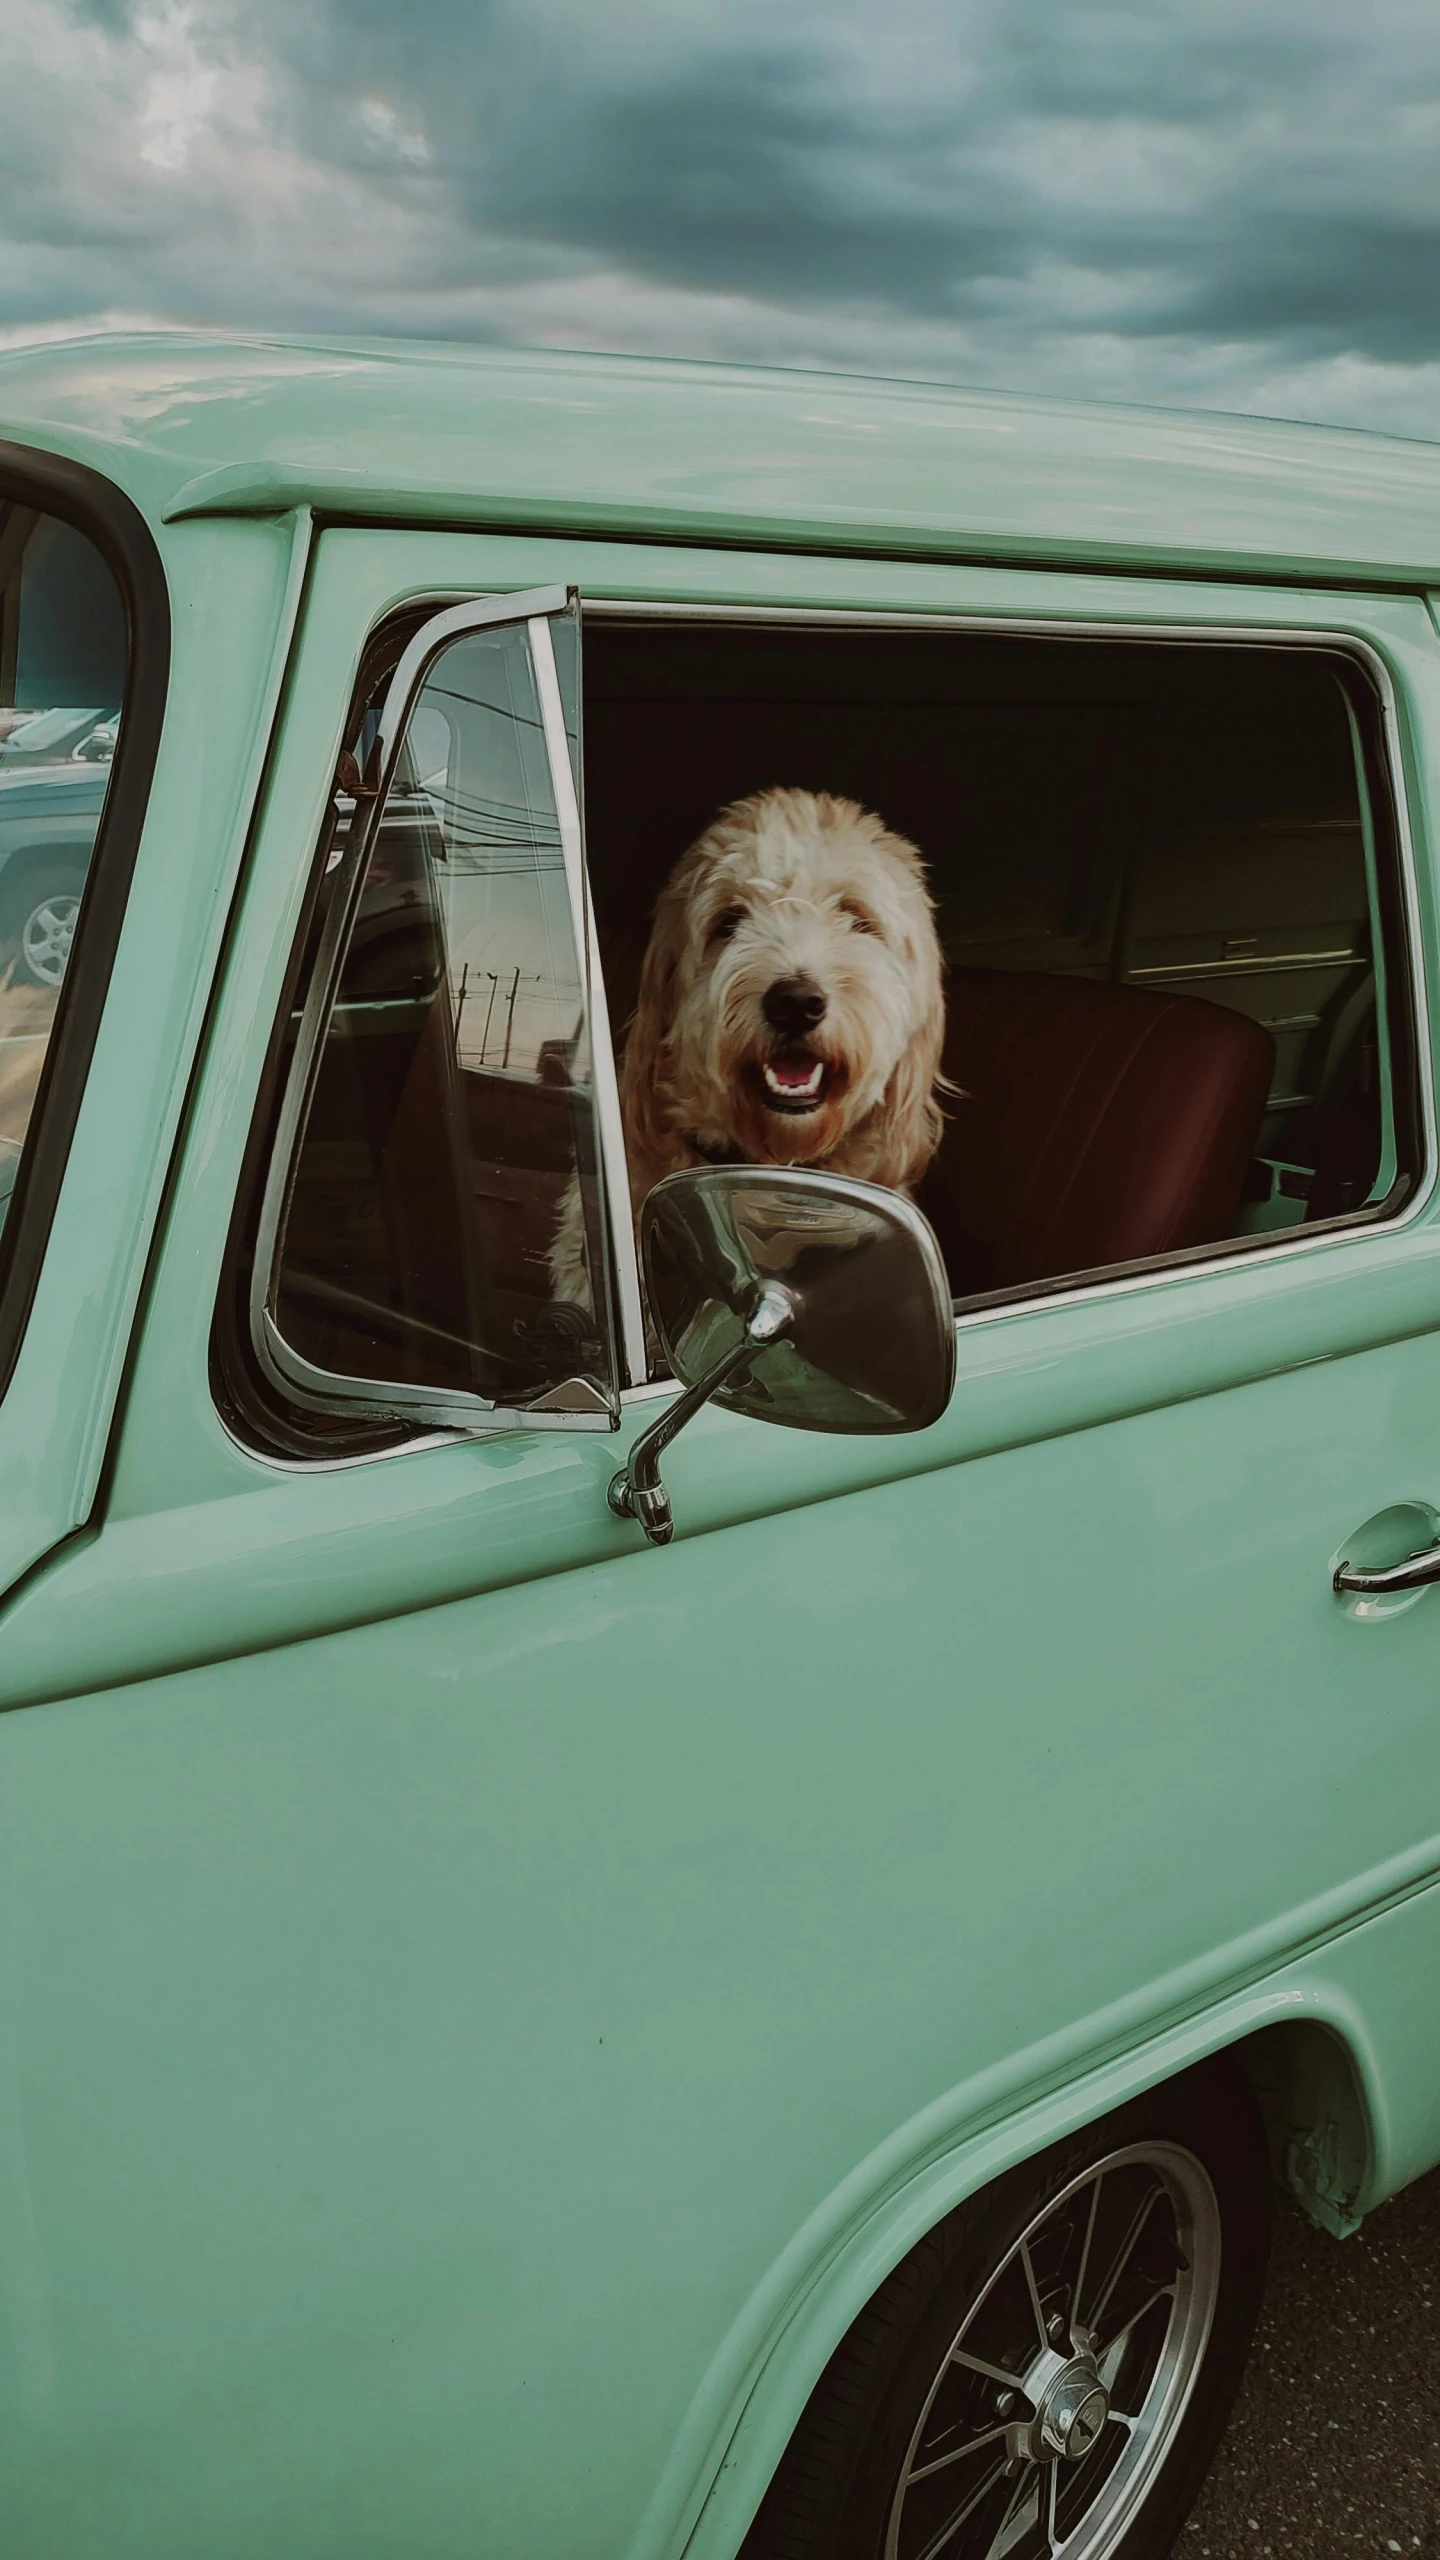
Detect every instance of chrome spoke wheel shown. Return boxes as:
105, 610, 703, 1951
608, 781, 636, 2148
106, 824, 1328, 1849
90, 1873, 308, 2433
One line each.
19, 889, 80, 987
883, 2143, 1221, 2560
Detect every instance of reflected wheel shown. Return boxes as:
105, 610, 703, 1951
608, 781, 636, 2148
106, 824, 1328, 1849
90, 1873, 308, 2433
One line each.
3, 864, 85, 989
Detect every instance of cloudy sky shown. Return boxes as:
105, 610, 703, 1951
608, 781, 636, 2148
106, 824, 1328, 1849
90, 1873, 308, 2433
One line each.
8, 0, 1440, 436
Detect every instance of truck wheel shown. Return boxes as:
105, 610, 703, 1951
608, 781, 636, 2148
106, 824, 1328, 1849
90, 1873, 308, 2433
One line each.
741, 2057, 1271, 2560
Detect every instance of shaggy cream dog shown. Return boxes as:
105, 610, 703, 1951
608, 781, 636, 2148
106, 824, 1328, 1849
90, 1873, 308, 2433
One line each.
552, 787, 949, 1311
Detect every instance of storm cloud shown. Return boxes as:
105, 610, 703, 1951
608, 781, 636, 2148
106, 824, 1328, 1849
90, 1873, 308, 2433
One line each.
7, 0, 1440, 433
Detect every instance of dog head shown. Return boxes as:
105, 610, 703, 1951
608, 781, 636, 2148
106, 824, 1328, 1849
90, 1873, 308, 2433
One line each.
624, 787, 947, 1187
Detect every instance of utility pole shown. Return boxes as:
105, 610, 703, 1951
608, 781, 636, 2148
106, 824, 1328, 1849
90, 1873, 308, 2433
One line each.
501, 964, 522, 1070
480, 970, 500, 1063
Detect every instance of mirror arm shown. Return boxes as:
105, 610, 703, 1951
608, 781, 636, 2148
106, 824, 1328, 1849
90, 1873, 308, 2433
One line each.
608, 1284, 795, 1547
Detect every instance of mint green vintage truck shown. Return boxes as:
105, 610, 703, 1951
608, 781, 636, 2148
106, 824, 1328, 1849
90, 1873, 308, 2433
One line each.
1, 333, 1438, 2560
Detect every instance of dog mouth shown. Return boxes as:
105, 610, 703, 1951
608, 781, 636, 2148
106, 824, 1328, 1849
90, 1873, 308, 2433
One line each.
746, 1049, 838, 1117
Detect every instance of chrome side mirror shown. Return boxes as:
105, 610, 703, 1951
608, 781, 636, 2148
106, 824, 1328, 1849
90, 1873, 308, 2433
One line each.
608, 1166, 956, 1545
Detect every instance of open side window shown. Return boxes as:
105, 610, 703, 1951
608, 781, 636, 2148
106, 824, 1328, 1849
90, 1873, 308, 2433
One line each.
247, 586, 642, 1443
578, 620, 1420, 1333
226, 592, 1424, 1458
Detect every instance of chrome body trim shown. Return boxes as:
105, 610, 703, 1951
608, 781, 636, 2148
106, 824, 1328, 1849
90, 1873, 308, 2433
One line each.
1334, 1543, 1440, 1597
377, 584, 570, 768
257, 1309, 613, 1434
609, 1281, 795, 1545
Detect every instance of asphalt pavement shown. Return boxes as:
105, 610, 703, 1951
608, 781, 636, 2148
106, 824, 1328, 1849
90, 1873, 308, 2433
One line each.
1178, 2162, 1440, 2557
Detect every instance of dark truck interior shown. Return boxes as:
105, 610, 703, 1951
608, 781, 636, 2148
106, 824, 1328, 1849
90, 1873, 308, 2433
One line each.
247, 616, 1410, 1440
585, 625, 1398, 1305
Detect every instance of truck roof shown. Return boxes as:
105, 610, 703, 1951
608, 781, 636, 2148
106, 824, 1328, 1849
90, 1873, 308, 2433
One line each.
4, 328, 1440, 590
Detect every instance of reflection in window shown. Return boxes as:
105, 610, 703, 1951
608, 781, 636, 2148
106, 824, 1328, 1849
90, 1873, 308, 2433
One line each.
0, 504, 125, 1218
271, 614, 613, 1416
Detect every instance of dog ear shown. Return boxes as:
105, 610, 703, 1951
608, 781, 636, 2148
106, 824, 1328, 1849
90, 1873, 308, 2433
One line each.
618, 881, 688, 1198
870, 957, 951, 1190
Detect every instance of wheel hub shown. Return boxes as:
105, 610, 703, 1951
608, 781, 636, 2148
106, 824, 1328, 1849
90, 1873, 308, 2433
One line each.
1037, 2358, 1109, 2461
1004, 2342, 1111, 2468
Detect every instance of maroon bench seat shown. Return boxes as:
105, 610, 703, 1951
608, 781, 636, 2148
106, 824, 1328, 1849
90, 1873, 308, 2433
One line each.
595, 926, 1275, 1300
916, 968, 1274, 1296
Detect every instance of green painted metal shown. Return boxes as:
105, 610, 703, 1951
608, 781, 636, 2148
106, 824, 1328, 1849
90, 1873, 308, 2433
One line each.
3, 346, 1440, 2555
0, 509, 305, 1602
8, 332, 1440, 586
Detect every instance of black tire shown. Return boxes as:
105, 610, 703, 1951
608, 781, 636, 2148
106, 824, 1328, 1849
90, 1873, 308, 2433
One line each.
0, 860, 87, 990
740, 2057, 1272, 2560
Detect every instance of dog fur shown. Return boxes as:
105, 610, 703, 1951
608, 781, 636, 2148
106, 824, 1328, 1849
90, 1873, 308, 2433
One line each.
551, 786, 949, 1309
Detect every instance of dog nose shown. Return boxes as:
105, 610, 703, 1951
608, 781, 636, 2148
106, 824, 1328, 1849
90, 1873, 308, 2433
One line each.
762, 977, 828, 1036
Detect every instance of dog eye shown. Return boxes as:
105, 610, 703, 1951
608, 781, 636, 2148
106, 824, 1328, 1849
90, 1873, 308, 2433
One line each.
709, 906, 744, 944
841, 900, 881, 937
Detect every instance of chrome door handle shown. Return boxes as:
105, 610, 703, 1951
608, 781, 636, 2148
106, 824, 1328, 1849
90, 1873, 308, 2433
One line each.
1333, 1543, 1440, 1596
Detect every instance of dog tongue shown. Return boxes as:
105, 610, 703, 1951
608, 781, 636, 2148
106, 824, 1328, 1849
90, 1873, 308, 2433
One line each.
770, 1059, 815, 1089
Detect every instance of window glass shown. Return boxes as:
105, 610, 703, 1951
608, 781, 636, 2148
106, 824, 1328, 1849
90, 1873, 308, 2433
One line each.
265, 612, 615, 1421
0, 505, 124, 1217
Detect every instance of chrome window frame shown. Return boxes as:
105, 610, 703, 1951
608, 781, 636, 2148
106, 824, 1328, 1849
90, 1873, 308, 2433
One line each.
250, 583, 646, 1437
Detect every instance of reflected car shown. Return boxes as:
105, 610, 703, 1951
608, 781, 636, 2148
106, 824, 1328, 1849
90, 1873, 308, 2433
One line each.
0, 704, 114, 764
0, 754, 104, 985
